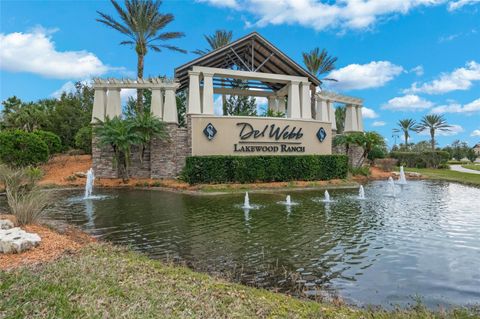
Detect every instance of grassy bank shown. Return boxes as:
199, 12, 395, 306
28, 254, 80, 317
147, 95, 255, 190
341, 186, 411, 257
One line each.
1, 244, 478, 319
403, 167, 480, 186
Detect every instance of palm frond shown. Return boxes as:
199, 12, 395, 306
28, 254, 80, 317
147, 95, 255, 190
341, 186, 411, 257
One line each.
302, 47, 337, 77
154, 44, 187, 53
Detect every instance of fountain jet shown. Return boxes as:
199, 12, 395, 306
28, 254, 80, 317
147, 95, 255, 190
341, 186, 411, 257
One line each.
84, 168, 95, 199
243, 192, 252, 209
286, 195, 292, 206
388, 177, 396, 197
358, 185, 365, 200
324, 190, 331, 202
398, 166, 407, 185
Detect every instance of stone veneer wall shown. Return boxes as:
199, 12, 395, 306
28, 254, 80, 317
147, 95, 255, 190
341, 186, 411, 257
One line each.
332, 144, 364, 167
92, 134, 117, 178
150, 123, 190, 178
92, 121, 190, 179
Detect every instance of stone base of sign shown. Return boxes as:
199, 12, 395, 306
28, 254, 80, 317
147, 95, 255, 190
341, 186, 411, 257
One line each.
333, 144, 364, 167
92, 116, 340, 179
92, 123, 190, 179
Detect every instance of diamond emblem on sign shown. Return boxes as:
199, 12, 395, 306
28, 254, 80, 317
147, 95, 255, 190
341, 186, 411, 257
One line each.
203, 123, 217, 141
316, 127, 327, 142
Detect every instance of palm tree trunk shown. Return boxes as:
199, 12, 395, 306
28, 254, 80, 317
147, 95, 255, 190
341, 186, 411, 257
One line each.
310, 85, 316, 119
137, 53, 145, 114
430, 129, 435, 150
404, 131, 408, 149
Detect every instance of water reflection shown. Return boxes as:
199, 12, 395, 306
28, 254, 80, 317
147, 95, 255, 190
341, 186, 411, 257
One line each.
14, 180, 480, 308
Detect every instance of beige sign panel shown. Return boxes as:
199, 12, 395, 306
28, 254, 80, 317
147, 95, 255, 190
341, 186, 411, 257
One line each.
191, 115, 332, 156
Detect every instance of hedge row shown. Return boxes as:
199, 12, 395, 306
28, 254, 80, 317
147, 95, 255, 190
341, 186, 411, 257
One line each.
391, 151, 450, 168
181, 155, 348, 184
0, 130, 49, 167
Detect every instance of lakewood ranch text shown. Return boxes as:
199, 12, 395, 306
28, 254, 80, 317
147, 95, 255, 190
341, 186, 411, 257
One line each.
233, 144, 306, 153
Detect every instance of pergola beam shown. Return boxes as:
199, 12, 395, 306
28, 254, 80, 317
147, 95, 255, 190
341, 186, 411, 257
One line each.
213, 87, 274, 97
192, 66, 308, 84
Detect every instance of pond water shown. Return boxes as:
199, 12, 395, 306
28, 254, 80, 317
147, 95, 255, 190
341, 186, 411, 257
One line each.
4, 180, 480, 308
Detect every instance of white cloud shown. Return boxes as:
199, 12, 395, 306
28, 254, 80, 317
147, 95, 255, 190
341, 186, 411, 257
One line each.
438, 33, 460, 43
471, 129, 480, 137
0, 27, 115, 79
382, 94, 434, 111
448, 0, 480, 11
418, 124, 464, 136
51, 81, 77, 98
201, 0, 446, 31
326, 61, 403, 91
431, 98, 480, 114
405, 61, 480, 95
372, 121, 386, 127
197, 0, 238, 8
120, 89, 137, 104
362, 107, 379, 119
410, 65, 424, 76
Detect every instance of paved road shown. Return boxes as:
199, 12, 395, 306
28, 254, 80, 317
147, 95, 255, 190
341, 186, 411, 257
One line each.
450, 164, 480, 175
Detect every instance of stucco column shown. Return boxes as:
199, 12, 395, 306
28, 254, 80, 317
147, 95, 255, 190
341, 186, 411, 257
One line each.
356, 105, 364, 132
329, 101, 337, 131
187, 71, 201, 114
106, 88, 122, 118
345, 104, 358, 132
321, 99, 329, 122
91, 88, 107, 123
300, 81, 311, 119
163, 87, 178, 123
202, 72, 214, 114
287, 81, 301, 119
314, 96, 320, 120
151, 88, 164, 119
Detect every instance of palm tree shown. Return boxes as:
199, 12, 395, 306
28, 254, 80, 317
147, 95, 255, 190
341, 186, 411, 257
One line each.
356, 131, 385, 166
415, 114, 452, 150
393, 119, 416, 150
302, 48, 337, 118
193, 30, 233, 55
97, 0, 186, 113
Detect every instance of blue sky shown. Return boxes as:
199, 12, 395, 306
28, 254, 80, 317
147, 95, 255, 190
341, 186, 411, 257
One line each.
1, 0, 479, 147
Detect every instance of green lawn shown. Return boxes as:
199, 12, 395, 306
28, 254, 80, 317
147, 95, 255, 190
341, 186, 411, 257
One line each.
403, 167, 480, 186
1, 243, 478, 319
461, 164, 480, 171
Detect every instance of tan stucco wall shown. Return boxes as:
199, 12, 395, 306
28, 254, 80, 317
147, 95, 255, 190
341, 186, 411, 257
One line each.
191, 115, 332, 156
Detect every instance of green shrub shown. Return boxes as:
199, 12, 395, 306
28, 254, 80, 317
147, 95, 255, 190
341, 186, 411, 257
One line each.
181, 155, 348, 184
391, 151, 450, 168
75, 126, 92, 154
374, 158, 398, 172
437, 163, 451, 169
367, 145, 386, 161
349, 166, 370, 176
33, 130, 62, 154
0, 130, 49, 167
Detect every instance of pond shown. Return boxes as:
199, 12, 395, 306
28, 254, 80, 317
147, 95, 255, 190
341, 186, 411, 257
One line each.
5, 180, 480, 308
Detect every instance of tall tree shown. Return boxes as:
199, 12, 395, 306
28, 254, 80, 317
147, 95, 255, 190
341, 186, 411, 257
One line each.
302, 48, 337, 118
97, 0, 186, 113
193, 29, 233, 55
393, 119, 416, 150
335, 106, 345, 134
224, 80, 257, 116
415, 114, 452, 150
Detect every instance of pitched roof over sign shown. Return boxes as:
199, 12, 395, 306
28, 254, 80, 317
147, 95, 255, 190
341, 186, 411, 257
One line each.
174, 32, 321, 91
